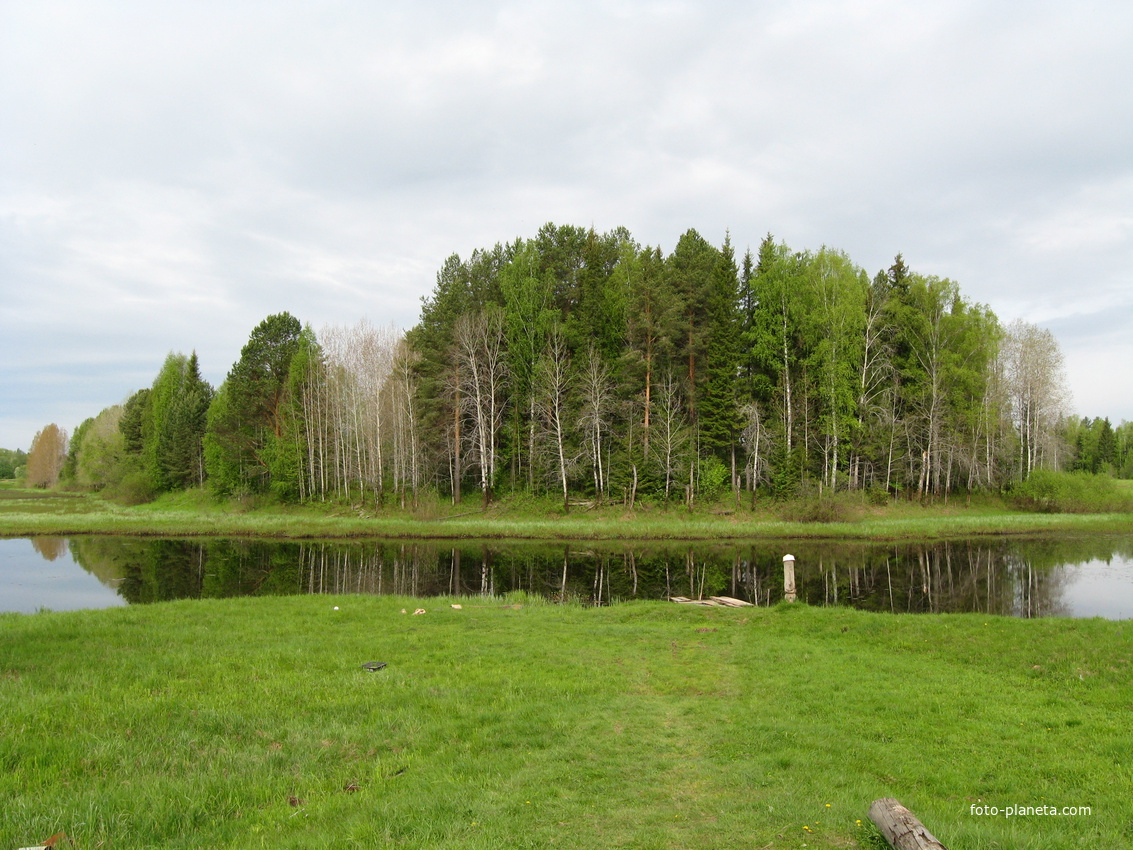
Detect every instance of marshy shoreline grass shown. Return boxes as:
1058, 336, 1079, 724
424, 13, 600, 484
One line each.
2, 596, 1129, 849
3, 484, 1133, 542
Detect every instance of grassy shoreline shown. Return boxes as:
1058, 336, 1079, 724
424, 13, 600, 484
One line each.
3, 485, 1133, 541
2, 597, 1129, 848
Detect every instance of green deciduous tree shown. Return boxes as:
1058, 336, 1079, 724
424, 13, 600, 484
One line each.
62, 417, 93, 485
500, 242, 556, 491
0, 448, 27, 480
804, 248, 866, 490
75, 406, 126, 490
745, 236, 807, 491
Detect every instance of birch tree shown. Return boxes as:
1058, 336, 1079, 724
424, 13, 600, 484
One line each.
534, 324, 573, 510
652, 370, 689, 502
1003, 319, 1070, 478
390, 338, 421, 506
578, 343, 614, 499
805, 249, 866, 490
453, 308, 508, 507
500, 242, 555, 490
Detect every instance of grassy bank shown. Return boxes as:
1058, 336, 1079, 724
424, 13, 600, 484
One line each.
2, 484, 1133, 541
1, 598, 1128, 848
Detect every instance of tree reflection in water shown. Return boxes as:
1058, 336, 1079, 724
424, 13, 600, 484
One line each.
61, 535, 1133, 618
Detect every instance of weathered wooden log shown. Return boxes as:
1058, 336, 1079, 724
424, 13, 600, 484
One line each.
868, 798, 948, 849
670, 595, 754, 607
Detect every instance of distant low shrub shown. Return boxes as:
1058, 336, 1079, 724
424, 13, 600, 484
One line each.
491, 489, 575, 514
865, 485, 890, 506
230, 492, 269, 513
1010, 470, 1133, 514
697, 457, 731, 501
105, 468, 156, 506
406, 487, 442, 519
778, 490, 862, 523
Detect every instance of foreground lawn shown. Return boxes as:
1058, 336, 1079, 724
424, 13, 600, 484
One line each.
2, 599, 1129, 848
2, 485, 1132, 541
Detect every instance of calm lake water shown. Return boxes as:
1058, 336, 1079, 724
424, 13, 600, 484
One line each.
2, 535, 1132, 619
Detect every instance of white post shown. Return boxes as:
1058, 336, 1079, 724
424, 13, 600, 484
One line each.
783, 554, 797, 602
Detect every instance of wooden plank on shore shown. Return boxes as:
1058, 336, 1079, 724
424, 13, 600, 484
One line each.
868, 798, 948, 850
669, 596, 718, 606
670, 596, 753, 607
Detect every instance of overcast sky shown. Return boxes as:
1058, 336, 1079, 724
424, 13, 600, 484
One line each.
2, 0, 1131, 452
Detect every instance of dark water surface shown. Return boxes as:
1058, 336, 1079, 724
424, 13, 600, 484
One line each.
2, 534, 1132, 618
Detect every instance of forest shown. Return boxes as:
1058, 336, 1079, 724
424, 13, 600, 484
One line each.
16, 224, 1133, 506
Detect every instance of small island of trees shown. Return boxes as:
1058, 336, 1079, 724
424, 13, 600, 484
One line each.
14, 224, 1133, 508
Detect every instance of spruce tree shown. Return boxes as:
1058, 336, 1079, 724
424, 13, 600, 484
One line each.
159, 352, 213, 489
698, 234, 743, 463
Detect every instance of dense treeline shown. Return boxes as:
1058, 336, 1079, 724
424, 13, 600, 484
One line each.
1064, 416, 1133, 478
22, 223, 1133, 504
0, 448, 28, 480
401, 224, 1090, 505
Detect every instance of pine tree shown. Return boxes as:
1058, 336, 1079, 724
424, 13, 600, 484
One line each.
120, 389, 150, 456
666, 228, 720, 431
623, 244, 679, 460
408, 253, 474, 502
205, 313, 303, 496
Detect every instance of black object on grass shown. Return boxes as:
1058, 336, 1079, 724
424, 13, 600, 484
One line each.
361, 661, 388, 672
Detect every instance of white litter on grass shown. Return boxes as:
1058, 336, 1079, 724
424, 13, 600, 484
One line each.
451, 604, 463, 609
333, 606, 339, 611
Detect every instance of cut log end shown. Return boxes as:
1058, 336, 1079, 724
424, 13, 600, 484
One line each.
868, 798, 948, 850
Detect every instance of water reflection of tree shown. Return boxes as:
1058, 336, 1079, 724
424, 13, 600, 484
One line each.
61, 534, 1133, 616
1002, 552, 1072, 618
785, 539, 1080, 617
68, 537, 144, 595
30, 537, 67, 561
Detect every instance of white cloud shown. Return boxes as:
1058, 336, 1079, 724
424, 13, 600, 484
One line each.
2, 0, 1132, 449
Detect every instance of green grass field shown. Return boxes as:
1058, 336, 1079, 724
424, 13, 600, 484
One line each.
2, 597, 1129, 848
